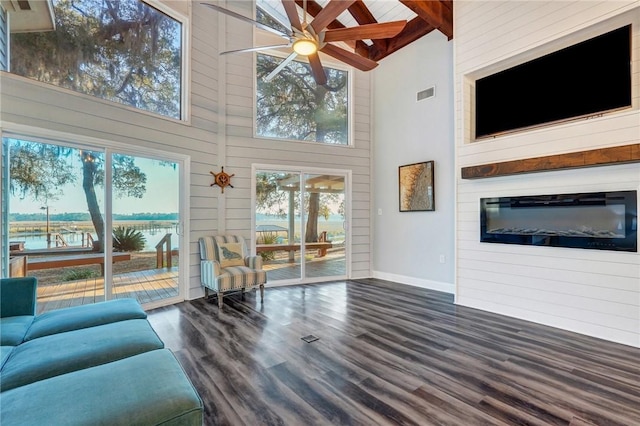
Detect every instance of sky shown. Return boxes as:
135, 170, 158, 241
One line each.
9, 152, 179, 216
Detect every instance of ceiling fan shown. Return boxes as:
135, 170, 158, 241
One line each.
202, 0, 407, 85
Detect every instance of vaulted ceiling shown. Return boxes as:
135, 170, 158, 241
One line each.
256, 0, 453, 62
290, 0, 453, 61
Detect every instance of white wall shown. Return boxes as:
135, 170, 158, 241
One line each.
454, 1, 640, 348
372, 32, 455, 293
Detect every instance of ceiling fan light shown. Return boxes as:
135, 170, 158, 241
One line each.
293, 39, 318, 56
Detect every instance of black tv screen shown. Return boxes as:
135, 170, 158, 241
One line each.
475, 25, 632, 139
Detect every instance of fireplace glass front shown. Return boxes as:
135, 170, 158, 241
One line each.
480, 191, 637, 252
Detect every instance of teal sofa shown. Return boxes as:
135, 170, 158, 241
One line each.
0, 277, 203, 425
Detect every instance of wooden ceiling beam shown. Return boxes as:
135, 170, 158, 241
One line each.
370, 16, 435, 61
399, 0, 453, 40
347, 0, 387, 54
295, 0, 371, 57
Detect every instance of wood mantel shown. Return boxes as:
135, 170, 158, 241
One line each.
461, 144, 640, 179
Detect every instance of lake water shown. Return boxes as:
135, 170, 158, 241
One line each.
10, 227, 179, 251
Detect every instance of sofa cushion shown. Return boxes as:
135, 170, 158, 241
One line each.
0, 316, 34, 346
0, 277, 37, 318
24, 298, 147, 341
1, 346, 14, 370
1, 319, 163, 391
0, 349, 204, 426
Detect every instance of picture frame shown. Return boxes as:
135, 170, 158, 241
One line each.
399, 161, 435, 212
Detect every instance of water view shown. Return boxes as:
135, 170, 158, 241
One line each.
10, 221, 179, 252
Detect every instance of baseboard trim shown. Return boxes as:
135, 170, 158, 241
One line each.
372, 271, 454, 294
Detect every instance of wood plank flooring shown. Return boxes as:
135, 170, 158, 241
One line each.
146, 279, 640, 426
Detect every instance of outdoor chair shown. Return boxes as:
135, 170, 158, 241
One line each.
198, 235, 266, 308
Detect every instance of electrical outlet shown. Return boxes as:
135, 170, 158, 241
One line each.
439, 254, 445, 264
378, 208, 383, 215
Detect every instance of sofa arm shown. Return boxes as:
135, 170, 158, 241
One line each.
245, 256, 263, 270
1, 277, 37, 318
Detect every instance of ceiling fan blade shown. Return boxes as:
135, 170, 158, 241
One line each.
311, 0, 356, 33
308, 52, 327, 86
264, 52, 299, 82
281, 0, 302, 31
320, 43, 378, 71
323, 21, 407, 42
221, 44, 291, 56
201, 3, 291, 38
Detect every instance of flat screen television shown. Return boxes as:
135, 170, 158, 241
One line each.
475, 24, 632, 139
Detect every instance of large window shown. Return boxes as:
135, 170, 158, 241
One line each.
10, 0, 183, 119
255, 8, 349, 145
256, 53, 349, 145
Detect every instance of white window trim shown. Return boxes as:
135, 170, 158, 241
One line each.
252, 50, 355, 147
146, 0, 191, 123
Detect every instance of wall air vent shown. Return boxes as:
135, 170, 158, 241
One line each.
16, 0, 31, 10
417, 86, 435, 101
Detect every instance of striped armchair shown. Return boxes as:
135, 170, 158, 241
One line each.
199, 235, 266, 308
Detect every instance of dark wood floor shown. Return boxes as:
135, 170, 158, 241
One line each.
147, 279, 640, 426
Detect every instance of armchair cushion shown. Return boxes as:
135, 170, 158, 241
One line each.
216, 242, 245, 267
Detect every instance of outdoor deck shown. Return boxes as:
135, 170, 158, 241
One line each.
36, 267, 178, 314
262, 250, 346, 280
35, 251, 346, 314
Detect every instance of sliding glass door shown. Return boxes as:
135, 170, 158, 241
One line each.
2, 135, 184, 313
110, 153, 181, 305
254, 167, 348, 283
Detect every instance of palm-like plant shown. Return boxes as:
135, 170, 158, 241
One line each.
112, 227, 146, 252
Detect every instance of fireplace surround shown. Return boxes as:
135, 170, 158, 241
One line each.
480, 191, 637, 252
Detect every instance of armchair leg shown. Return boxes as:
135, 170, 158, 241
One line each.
260, 284, 264, 302
217, 292, 223, 308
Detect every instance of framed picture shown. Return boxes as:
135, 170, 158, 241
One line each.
399, 161, 435, 212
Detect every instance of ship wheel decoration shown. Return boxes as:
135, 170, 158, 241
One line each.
210, 167, 234, 193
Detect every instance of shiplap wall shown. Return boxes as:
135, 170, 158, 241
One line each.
455, 1, 640, 347
220, 1, 372, 279
0, 1, 218, 299
0, 0, 373, 297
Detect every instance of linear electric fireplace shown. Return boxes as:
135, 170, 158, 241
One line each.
480, 191, 637, 252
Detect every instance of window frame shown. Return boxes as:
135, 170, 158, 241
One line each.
252, 6, 354, 147
252, 50, 354, 147
7, 0, 191, 123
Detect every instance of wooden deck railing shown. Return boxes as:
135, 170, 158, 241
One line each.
83, 232, 94, 248
155, 233, 173, 268
51, 233, 69, 248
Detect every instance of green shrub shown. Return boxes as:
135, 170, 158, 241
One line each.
113, 227, 146, 252
63, 268, 98, 282
257, 232, 277, 261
